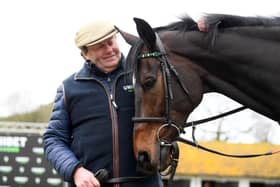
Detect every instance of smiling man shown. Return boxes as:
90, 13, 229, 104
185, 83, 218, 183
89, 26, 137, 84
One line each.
43, 20, 163, 187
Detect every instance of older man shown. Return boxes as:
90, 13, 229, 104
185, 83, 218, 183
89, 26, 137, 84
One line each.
43, 20, 162, 187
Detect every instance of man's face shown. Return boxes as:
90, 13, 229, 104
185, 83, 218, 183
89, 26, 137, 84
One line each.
83, 36, 121, 73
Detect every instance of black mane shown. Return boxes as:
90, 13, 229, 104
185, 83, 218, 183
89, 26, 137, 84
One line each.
126, 14, 280, 81
155, 14, 280, 33
155, 15, 199, 32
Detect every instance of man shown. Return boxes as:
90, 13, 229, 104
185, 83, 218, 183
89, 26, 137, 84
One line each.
43, 20, 162, 187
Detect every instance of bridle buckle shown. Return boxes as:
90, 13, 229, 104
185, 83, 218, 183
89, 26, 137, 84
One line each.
157, 123, 181, 143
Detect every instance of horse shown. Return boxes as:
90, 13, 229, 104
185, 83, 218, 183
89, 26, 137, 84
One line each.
118, 14, 280, 176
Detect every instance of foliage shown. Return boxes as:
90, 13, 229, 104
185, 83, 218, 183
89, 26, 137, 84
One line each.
0, 103, 53, 122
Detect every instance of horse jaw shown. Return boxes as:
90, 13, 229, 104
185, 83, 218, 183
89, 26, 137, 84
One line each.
133, 123, 172, 175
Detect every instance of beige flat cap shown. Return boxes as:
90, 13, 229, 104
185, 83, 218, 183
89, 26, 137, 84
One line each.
75, 20, 118, 48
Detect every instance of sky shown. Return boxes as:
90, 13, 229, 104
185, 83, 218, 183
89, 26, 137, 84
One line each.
0, 0, 279, 143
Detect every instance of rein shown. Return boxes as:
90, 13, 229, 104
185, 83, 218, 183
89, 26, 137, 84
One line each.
177, 105, 280, 158
94, 169, 147, 184
184, 106, 248, 128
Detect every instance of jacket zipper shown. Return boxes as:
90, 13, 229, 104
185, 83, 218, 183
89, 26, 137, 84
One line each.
76, 72, 125, 187
109, 92, 120, 187
95, 81, 120, 187
110, 74, 124, 187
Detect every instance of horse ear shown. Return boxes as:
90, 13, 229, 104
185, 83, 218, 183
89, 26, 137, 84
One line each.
115, 26, 139, 46
133, 17, 157, 50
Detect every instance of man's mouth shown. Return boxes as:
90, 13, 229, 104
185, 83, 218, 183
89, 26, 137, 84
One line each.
103, 54, 116, 60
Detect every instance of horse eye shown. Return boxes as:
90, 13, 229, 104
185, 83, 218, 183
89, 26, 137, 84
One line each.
142, 77, 156, 90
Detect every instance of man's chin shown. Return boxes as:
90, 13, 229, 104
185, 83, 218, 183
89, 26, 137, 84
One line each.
103, 63, 119, 73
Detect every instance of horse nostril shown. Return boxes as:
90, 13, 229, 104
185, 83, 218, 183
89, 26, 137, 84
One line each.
136, 151, 156, 175
138, 151, 150, 163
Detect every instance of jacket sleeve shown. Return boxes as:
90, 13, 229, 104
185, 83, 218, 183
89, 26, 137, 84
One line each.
43, 85, 81, 182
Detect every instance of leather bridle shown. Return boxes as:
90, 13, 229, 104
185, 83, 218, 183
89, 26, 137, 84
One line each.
133, 33, 193, 132
131, 33, 186, 183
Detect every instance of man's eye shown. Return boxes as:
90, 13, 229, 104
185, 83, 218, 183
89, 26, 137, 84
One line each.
107, 40, 113, 46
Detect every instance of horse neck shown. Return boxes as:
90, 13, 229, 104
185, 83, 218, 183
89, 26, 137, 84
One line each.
163, 30, 280, 121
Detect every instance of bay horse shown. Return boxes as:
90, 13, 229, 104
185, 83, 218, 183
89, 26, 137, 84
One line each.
119, 14, 280, 176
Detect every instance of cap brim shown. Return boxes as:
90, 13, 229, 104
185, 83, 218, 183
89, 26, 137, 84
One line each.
86, 29, 119, 47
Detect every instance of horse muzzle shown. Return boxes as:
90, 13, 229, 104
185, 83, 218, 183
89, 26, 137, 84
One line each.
136, 140, 179, 175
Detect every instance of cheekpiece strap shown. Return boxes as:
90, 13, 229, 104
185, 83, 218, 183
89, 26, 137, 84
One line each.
137, 51, 163, 59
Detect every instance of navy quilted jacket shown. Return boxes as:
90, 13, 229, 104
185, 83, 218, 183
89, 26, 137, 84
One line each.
43, 57, 162, 187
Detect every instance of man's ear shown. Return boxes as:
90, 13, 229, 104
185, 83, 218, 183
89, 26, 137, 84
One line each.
115, 26, 139, 46
80, 50, 88, 61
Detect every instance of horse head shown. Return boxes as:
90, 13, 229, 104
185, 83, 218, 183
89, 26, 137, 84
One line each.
121, 18, 203, 175
120, 14, 280, 175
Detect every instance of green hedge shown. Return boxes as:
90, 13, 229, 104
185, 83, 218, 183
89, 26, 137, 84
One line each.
0, 103, 53, 122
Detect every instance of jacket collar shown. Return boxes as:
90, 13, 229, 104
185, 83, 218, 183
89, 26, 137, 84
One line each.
74, 55, 125, 80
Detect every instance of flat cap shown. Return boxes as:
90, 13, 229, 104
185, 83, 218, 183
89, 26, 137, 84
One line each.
75, 20, 118, 48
